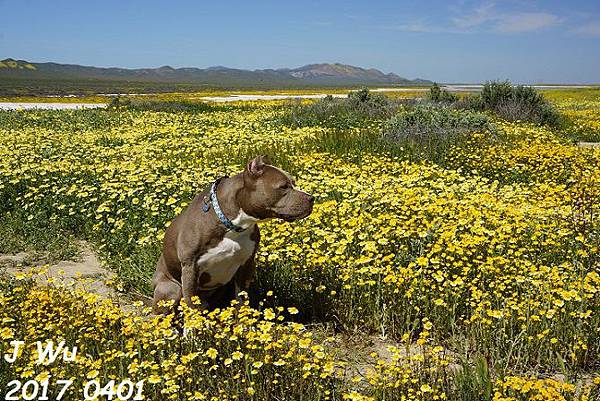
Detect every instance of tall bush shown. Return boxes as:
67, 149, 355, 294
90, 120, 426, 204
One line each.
427, 82, 459, 103
462, 81, 561, 126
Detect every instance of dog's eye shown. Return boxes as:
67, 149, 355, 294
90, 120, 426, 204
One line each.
279, 182, 291, 190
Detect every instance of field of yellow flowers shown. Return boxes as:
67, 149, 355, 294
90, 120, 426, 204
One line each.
0, 91, 599, 400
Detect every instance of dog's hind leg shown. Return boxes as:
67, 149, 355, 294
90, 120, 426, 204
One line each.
153, 278, 182, 314
152, 256, 183, 314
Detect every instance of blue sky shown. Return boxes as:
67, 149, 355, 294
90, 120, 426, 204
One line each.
1, 0, 599, 83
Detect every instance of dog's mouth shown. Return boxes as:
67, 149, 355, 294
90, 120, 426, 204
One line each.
281, 214, 300, 222
278, 207, 313, 222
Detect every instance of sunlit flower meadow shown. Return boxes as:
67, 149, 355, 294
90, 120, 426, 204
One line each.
0, 92, 599, 400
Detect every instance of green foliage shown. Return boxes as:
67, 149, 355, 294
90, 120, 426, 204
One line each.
347, 87, 387, 107
280, 88, 401, 128
107, 95, 131, 109
0, 210, 80, 263
384, 106, 491, 146
382, 105, 494, 164
427, 82, 459, 103
462, 81, 562, 126
252, 261, 339, 325
452, 356, 493, 401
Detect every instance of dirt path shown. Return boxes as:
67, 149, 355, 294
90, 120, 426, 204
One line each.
578, 142, 600, 148
0, 242, 151, 308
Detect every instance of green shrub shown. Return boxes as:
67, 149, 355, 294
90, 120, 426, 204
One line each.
107, 95, 131, 109
280, 88, 403, 128
382, 105, 494, 163
461, 81, 561, 126
347, 87, 390, 110
383, 105, 493, 139
427, 82, 459, 103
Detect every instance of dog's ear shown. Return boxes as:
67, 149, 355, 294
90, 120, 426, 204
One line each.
246, 155, 270, 177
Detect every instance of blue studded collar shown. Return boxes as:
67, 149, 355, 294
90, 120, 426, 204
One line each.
204, 178, 246, 233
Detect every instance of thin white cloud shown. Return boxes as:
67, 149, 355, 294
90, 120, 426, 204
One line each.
312, 21, 333, 27
494, 12, 561, 33
451, 2, 496, 30
389, 2, 561, 34
390, 21, 444, 33
572, 21, 600, 36
386, 2, 595, 37
450, 3, 561, 33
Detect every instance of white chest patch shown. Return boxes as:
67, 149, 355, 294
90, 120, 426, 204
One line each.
196, 211, 258, 290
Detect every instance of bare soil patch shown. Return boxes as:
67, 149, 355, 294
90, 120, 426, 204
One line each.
0, 241, 151, 308
578, 142, 600, 148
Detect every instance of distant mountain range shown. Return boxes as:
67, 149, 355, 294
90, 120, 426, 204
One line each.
0, 58, 431, 92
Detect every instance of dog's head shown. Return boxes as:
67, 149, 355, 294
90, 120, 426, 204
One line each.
240, 155, 314, 222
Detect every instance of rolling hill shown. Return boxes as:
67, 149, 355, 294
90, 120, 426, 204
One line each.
0, 58, 431, 95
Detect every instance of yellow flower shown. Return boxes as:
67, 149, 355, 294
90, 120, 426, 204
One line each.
206, 348, 218, 359
35, 371, 51, 381
263, 309, 276, 320
0, 327, 13, 339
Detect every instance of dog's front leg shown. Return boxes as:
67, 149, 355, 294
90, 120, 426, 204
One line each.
234, 257, 257, 302
233, 226, 260, 301
181, 262, 206, 309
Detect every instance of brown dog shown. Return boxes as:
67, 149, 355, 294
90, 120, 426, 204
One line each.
152, 155, 314, 313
